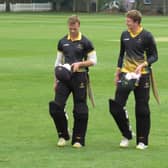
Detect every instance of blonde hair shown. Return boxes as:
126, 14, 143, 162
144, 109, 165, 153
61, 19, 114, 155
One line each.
126, 10, 142, 24
68, 15, 80, 25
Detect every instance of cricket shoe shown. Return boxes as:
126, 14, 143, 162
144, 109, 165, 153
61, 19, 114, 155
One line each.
72, 142, 83, 148
136, 142, 148, 150
57, 138, 68, 147
119, 137, 129, 148
119, 132, 135, 148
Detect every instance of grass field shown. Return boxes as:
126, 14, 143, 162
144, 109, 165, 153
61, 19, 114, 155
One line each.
0, 13, 167, 168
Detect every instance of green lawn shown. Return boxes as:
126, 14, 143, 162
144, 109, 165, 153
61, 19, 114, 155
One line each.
0, 13, 167, 168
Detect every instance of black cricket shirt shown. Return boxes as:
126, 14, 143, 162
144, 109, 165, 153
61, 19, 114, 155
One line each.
57, 32, 95, 66
118, 28, 158, 74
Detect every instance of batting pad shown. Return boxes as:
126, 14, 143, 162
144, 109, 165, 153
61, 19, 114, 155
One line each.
109, 99, 132, 139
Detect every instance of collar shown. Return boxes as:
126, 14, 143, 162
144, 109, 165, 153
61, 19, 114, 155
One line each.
67, 32, 82, 41
128, 26, 143, 38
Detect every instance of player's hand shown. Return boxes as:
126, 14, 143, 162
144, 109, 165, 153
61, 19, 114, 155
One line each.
54, 80, 58, 91
114, 68, 121, 86
71, 62, 81, 72
115, 74, 120, 86
135, 63, 146, 74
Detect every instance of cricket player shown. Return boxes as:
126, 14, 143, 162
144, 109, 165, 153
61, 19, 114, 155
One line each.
49, 15, 97, 148
109, 10, 158, 149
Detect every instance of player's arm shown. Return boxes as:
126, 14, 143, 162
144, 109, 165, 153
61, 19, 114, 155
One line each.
145, 32, 158, 65
72, 50, 97, 72
54, 51, 64, 67
54, 50, 64, 90
135, 32, 158, 74
115, 33, 125, 85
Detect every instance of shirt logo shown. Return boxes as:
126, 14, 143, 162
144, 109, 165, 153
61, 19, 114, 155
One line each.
77, 44, 83, 50
137, 38, 142, 43
79, 82, 85, 88
63, 43, 70, 47
144, 82, 150, 88
124, 38, 130, 41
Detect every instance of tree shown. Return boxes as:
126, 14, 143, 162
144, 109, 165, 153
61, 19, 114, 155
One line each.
5, 0, 11, 12
135, 0, 143, 11
51, 0, 72, 11
73, 0, 91, 12
51, 0, 63, 11
86, 0, 90, 12
72, 0, 77, 12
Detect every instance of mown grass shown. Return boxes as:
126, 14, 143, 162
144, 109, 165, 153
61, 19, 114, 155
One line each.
0, 13, 167, 168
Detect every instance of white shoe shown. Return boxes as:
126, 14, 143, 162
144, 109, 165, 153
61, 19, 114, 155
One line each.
119, 132, 135, 148
136, 142, 148, 150
57, 138, 67, 147
119, 137, 129, 148
73, 142, 82, 148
